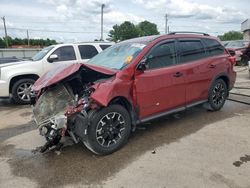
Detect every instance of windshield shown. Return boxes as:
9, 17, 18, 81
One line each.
87, 42, 146, 70
32, 46, 54, 61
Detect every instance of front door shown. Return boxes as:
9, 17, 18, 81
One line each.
44, 45, 78, 74
134, 40, 186, 119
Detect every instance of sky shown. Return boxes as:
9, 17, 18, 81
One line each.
0, 0, 249, 43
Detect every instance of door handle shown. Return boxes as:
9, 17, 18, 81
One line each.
173, 72, 183, 77
209, 64, 216, 68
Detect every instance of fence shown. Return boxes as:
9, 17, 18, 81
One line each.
0, 48, 41, 59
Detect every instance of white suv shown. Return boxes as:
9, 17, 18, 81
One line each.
0, 42, 112, 104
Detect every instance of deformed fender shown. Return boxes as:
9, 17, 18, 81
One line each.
90, 74, 134, 107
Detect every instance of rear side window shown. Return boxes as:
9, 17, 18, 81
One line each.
100, 45, 111, 50
179, 40, 206, 63
78, 45, 98, 59
51, 46, 76, 62
203, 39, 224, 56
147, 41, 176, 69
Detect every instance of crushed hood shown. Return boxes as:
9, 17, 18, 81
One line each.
32, 63, 117, 92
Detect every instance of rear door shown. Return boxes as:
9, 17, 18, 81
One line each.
177, 39, 210, 104
134, 40, 186, 119
177, 38, 225, 105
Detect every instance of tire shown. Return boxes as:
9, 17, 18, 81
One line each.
207, 79, 228, 111
84, 105, 131, 155
11, 78, 35, 105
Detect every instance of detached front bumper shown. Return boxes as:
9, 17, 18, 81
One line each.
0, 80, 9, 97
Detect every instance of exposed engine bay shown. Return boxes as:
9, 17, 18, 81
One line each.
32, 65, 114, 153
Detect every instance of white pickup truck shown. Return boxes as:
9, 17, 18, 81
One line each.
0, 42, 112, 104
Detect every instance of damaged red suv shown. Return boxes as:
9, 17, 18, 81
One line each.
32, 32, 236, 155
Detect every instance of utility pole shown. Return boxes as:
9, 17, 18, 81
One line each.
101, 4, 105, 41
1, 16, 8, 47
27, 30, 30, 47
165, 14, 168, 34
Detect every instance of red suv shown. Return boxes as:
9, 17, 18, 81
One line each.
32, 32, 236, 155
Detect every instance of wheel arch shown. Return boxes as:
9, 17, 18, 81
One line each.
108, 96, 138, 131
9, 74, 39, 93
209, 73, 230, 97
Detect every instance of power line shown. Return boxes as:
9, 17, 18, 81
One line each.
6, 27, 104, 34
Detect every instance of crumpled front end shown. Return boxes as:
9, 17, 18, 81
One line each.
32, 64, 115, 153
33, 84, 74, 127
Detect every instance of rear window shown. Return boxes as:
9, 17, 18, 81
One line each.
179, 40, 206, 63
78, 45, 98, 59
100, 44, 111, 50
203, 39, 224, 56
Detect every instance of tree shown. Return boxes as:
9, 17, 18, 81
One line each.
108, 21, 140, 42
0, 37, 57, 48
0, 38, 5, 48
108, 20, 160, 42
218, 31, 243, 41
137, 21, 160, 36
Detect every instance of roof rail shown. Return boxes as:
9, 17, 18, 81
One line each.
168, 31, 210, 36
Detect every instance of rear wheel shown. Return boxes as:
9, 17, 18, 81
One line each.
84, 105, 131, 155
11, 78, 35, 104
207, 79, 227, 111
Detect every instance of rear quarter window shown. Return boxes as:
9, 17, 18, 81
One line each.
202, 38, 224, 56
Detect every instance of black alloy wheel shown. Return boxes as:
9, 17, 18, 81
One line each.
96, 112, 126, 147
84, 105, 131, 155
208, 79, 227, 111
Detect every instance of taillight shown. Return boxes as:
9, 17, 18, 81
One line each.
228, 56, 236, 66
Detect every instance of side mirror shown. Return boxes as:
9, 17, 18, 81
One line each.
48, 54, 58, 63
137, 58, 147, 72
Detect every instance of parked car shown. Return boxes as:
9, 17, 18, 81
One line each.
225, 40, 250, 65
0, 42, 112, 104
221, 41, 230, 47
32, 32, 236, 155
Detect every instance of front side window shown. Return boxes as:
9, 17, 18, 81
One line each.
52, 46, 76, 62
78, 45, 98, 59
179, 40, 206, 63
203, 39, 224, 56
146, 42, 176, 69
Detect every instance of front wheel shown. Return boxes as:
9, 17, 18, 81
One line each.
11, 78, 35, 104
207, 79, 227, 111
84, 105, 131, 155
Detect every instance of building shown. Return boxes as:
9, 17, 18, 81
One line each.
241, 19, 250, 40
